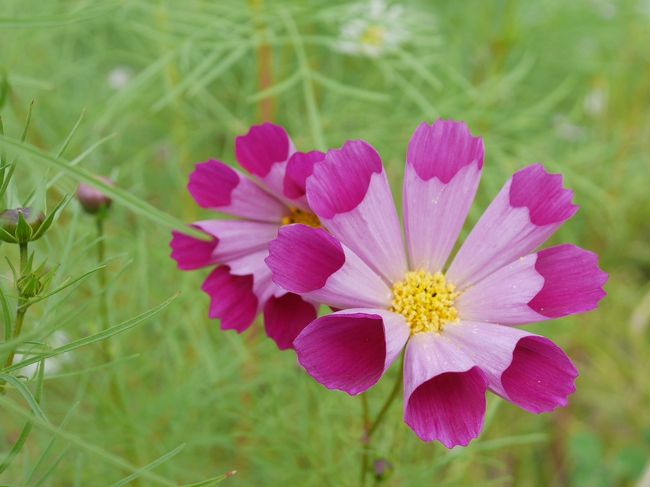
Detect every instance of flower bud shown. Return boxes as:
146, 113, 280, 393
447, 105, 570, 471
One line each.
0, 208, 45, 244
373, 459, 393, 482
76, 177, 114, 215
17, 272, 44, 298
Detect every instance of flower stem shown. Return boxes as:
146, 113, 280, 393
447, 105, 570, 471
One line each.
1, 242, 30, 393
96, 217, 111, 361
359, 354, 405, 486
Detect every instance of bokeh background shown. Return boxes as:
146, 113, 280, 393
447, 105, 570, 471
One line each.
1, 0, 649, 485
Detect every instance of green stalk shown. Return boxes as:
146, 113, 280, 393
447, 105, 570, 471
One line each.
1, 242, 30, 392
359, 355, 404, 486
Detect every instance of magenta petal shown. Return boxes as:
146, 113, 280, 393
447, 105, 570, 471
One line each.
307, 140, 407, 282
404, 120, 484, 272
235, 123, 291, 178
407, 120, 484, 183
502, 336, 578, 413
283, 150, 325, 200
201, 266, 258, 332
445, 322, 578, 414
235, 123, 295, 198
267, 224, 344, 292
194, 220, 279, 263
188, 160, 238, 208
447, 164, 578, 288
263, 293, 319, 350
529, 244, 608, 318
188, 160, 287, 222
170, 231, 217, 270
308, 140, 382, 218
266, 224, 391, 309
294, 309, 410, 395
510, 164, 579, 226
403, 334, 487, 447
456, 253, 545, 325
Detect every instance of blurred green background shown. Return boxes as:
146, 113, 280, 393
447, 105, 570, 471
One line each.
1, 0, 649, 485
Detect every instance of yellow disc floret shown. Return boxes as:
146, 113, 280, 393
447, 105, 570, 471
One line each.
281, 207, 321, 228
361, 25, 386, 48
390, 270, 459, 335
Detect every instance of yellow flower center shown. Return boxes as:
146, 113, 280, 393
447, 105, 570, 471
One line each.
390, 270, 459, 335
281, 207, 321, 228
361, 25, 386, 47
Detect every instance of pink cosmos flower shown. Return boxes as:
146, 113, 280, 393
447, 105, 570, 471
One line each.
170, 123, 325, 349
266, 119, 607, 447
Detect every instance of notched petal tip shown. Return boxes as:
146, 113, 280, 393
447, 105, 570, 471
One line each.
529, 244, 608, 318
509, 164, 579, 226
188, 160, 239, 209
235, 123, 291, 178
263, 293, 318, 351
294, 312, 389, 395
307, 140, 383, 219
169, 229, 217, 270
407, 119, 485, 183
283, 150, 326, 200
266, 224, 345, 293
404, 367, 488, 448
201, 266, 258, 332
501, 336, 578, 414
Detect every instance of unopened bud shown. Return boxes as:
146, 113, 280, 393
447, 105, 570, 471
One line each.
76, 177, 114, 215
0, 208, 45, 244
373, 459, 393, 482
17, 272, 44, 298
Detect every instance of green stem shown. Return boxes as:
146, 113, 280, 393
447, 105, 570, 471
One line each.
359, 355, 404, 486
1, 242, 30, 393
97, 218, 110, 340
360, 394, 370, 486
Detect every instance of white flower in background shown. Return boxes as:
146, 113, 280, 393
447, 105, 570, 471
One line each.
589, 0, 617, 19
16, 331, 71, 377
107, 66, 133, 90
337, 0, 410, 58
553, 115, 585, 142
584, 87, 608, 116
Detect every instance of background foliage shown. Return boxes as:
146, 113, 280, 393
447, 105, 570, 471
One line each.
1, 0, 649, 485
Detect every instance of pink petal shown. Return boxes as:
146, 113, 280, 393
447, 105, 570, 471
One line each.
193, 220, 279, 263
458, 244, 607, 324
201, 266, 258, 332
447, 164, 579, 289
456, 254, 545, 324
188, 160, 288, 222
404, 120, 484, 272
263, 293, 319, 350
446, 322, 578, 413
529, 244, 608, 318
307, 140, 407, 282
235, 123, 295, 198
294, 309, 410, 395
170, 231, 217, 270
266, 224, 392, 309
283, 150, 325, 201
404, 333, 487, 447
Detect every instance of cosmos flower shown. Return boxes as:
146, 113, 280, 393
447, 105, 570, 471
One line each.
336, 0, 410, 58
266, 119, 607, 447
170, 123, 324, 350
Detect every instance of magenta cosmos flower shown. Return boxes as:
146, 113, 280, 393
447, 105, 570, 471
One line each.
266, 120, 607, 447
170, 123, 325, 349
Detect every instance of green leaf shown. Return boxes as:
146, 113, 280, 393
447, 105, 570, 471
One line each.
5, 294, 178, 372
0, 135, 205, 238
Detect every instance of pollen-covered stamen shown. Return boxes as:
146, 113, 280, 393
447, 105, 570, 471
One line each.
391, 270, 459, 334
281, 207, 321, 228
